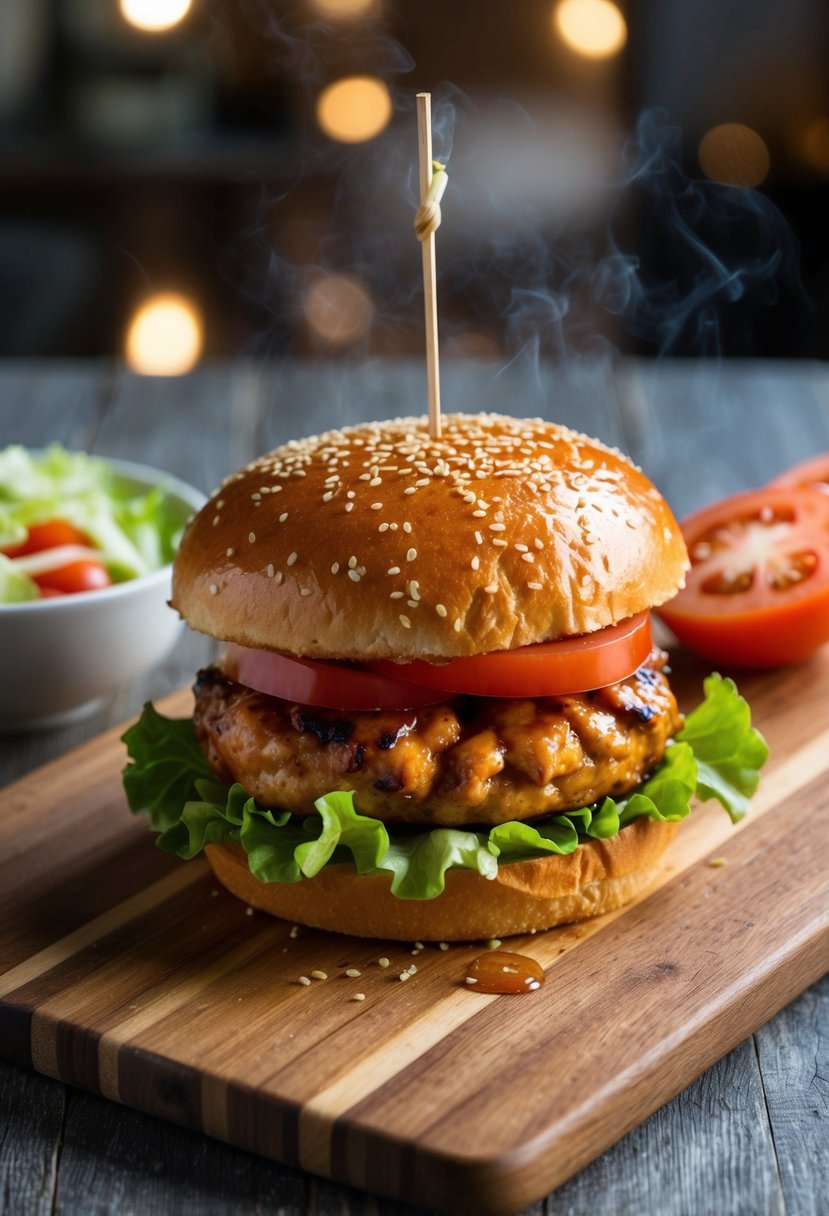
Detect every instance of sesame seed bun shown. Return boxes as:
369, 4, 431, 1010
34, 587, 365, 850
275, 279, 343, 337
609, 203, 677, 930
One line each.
171, 414, 688, 661
203, 816, 678, 941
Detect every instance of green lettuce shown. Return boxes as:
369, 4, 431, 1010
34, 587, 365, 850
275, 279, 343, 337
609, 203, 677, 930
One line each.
0, 444, 187, 601
122, 674, 767, 902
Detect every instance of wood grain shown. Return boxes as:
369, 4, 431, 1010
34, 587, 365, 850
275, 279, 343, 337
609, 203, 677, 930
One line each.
1, 652, 828, 1214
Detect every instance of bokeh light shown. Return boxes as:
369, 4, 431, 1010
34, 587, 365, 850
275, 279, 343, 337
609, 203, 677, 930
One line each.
125, 293, 203, 375
309, 0, 378, 18
799, 117, 829, 176
316, 76, 392, 143
119, 0, 192, 33
553, 0, 627, 59
303, 274, 374, 346
698, 123, 770, 188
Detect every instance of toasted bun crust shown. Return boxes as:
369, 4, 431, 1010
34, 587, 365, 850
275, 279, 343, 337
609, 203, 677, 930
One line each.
203, 817, 678, 941
172, 414, 688, 661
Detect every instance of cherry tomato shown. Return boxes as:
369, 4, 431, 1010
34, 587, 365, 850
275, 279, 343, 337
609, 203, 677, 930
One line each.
368, 613, 652, 697
767, 452, 829, 494
656, 487, 829, 667
34, 560, 111, 596
222, 643, 451, 711
2, 519, 90, 558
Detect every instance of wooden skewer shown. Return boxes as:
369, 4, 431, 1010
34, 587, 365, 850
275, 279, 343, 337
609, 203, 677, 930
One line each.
416, 92, 443, 440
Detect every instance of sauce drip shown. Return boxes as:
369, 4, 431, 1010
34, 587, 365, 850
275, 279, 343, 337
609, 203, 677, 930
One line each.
465, 950, 545, 994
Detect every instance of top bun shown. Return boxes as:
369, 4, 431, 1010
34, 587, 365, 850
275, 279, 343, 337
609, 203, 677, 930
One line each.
172, 414, 688, 661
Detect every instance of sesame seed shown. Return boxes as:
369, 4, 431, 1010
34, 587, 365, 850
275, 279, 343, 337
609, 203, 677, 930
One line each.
348, 556, 358, 569
534, 538, 544, 550
403, 521, 412, 533
439, 942, 450, 951
248, 532, 256, 544
301, 587, 313, 596
475, 531, 483, 545
347, 490, 356, 499
399, 971, 410, 982
489, 523, 506, 532
371, 502, 383, 510
436, 603, 448, 617
216, 499, 224, 508
485, 582, 499, 593
345, 503, 354, 512
387, 566, 401, 575
471, 556, 480, 571
399, 614, 412, 628
348, 570, 361, 582
346, 968, 362, 977
408, 580, 420, 600
379, 522, 390, 532
298, 976, 311, 986
390, 523, 399, 531
454, 618, 462, 632
275, 572, 283, 585
331, 562, 339, 574
226, 547, 234, 556
370, 477, 382, 487
279, 512, 288, 523
378, 957, 390, 968
352, 993, 366, 1001
528, 582, 543, 590
266, 564, 274, 578
212, 516, 220, 526
406, 548, 417, 562
209, 584, 218, 596
465, 977, 478, 985
390, 590, 404, 599
515, 544, 528, 553
310, 970, 328, 980
407, 964, 418, 975
406, 599, 418, 608
463, 492, 476, 503
472, 509, 487, 518
287, 552, 297, 566
492, 539, 508, 548
290, 925, 299, 938
404, 487, 417, 495
521, 552, 535, 563
415, 477, 430, 487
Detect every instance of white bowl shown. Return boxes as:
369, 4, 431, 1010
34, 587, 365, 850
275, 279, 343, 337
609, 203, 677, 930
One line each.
0, 457, 206, 731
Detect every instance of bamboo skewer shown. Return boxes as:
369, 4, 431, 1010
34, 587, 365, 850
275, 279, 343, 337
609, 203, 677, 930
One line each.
414, 92, 446, 440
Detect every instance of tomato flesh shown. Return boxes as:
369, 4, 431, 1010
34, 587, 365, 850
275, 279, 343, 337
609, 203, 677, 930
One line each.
2, 518, 111, 598
767, 452, 829, 494
34, 560, 111, 595
2, 519, 90, 558
369, 614, 652, 698
223, 644, 451, 711
656, 487, 829, 667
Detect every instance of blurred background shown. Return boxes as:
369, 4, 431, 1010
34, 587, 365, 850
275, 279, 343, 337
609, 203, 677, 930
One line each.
0, 0, 826, 374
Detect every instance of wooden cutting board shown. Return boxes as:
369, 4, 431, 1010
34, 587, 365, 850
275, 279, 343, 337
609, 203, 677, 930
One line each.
2, 653, 828, 1215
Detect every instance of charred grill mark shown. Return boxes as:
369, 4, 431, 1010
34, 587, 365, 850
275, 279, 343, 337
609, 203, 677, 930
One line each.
348, 743, 366, 773
290, 706, 355, 745
378, 729, 402, 750
374, 772, 404, 792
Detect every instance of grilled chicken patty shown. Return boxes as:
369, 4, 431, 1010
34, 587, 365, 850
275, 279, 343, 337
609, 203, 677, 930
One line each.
193, 650, 682, 828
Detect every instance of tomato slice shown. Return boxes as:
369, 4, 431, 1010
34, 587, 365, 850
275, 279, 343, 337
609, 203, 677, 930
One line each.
2, 519, 90, 558
768, 452, 829, 494
223, 643, 452, 711
368, 613, 653, 697
34, 560, 111, 595
656, 487, 829, 667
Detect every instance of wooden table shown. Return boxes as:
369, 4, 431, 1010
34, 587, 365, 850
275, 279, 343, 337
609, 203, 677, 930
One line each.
2, 359, 827, 1216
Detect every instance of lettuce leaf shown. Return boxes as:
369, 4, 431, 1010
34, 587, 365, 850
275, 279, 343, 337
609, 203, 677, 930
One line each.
122, 673, 767, 902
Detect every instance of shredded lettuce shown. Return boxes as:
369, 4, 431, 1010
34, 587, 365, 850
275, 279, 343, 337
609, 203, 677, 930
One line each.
0, 444, 188, 601
122, 674, 768, 902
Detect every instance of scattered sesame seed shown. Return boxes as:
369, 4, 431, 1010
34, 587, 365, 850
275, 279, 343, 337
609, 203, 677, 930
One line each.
528, 582, 543, 590
471, 556, 480, 570
415, 477, 430, 487
379, 522, 390, 532
439, 942, 449, 951
346, 968, 362, 977
345, 502, 354, 512
347, 490, 356, 499
378, 957, 390, 968
515, 544, 528, 553
209, 584, 218, 596
352, 993, 366, 1001
301, 587, 313, 596
390, 591, 404, 599
226, 547, 235, 556
521, 552, 535, 563
298, 976, 311, 986
406, 548, 417, 562
407, 964, 418, 975
287, 552, 297, 566
404, 487, 417, 495
212, 515, 220, 526
266, 563, 274, 578
279, 512, 288, 523
245, 906, 255, 916
406, 598, 418, 608
370, 477, 382, 487
371, 502, 383, 510
248, 532, 256, 544
275, 571, 283, 585
290, 925, 299, 938
484, 582, 499, 593
322, 491, 334, 502
348, 556, 357, 568
465, 977, 478, 985
454, 618, 462, 632
403, 521, 412, 533
399, 971, 410, 982
472, 509, 487, 518
310, 970, 328, 980
348, 570, 361, 582
387, 566, 401, 575
489, 523, 506, 532
399, 614, 412, 628
475, 531, 483, 545
331, 562, 340, 574
492, 539, 508, 548
435, 603, 448, 617
534, 538, 544, 550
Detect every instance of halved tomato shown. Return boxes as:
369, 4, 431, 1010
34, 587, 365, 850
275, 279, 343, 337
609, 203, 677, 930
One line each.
2, 519, 90, 558
768, 452, 829, 494
368, 613, 652, 698
223, 643, 451, 711
34, 560, 111, 595
656, 487, 829, 667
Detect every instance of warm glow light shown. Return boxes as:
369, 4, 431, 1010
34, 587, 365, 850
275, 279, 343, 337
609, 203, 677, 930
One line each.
310, 0, 378, 17
125, 293, 203, 375
303, 274, 374, 346
554, 0, 627, 59
698, 123, 770, 188
119, 0, 192, 33
316, 76, 392, 144
800, 117, 829, 175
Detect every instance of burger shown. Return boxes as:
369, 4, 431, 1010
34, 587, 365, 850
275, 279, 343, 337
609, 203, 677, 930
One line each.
123, 413, 767, 940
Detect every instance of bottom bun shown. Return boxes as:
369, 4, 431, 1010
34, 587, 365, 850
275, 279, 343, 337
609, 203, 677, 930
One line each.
204, 817, 678, 941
